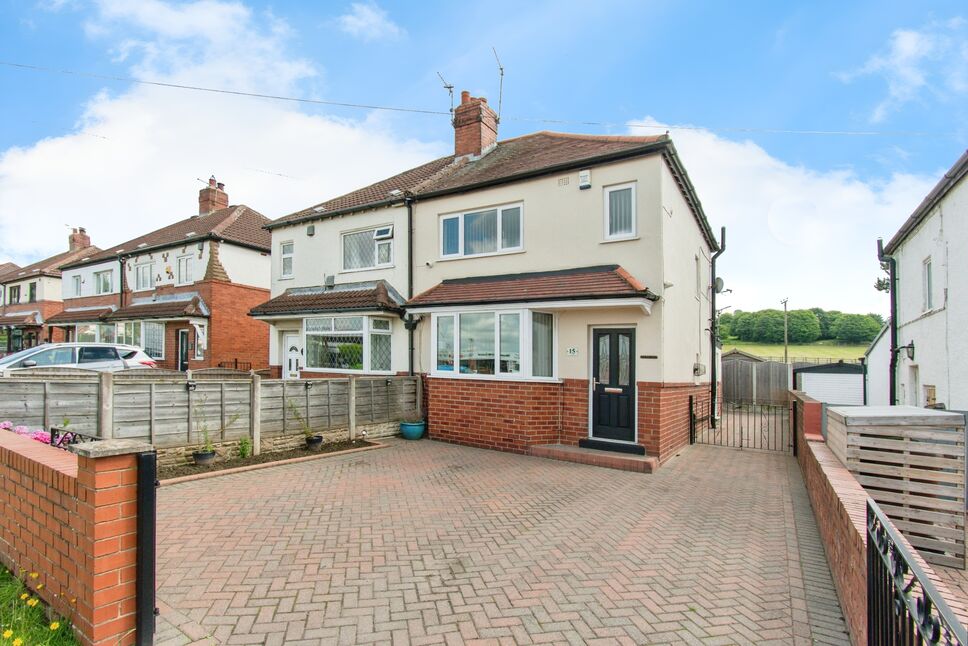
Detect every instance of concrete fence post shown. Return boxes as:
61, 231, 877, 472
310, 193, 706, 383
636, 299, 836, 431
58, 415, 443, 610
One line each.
349, 377, 357, 440
751, 363, 758, 405
250, 374, 262, 455
98, 371, 114, 439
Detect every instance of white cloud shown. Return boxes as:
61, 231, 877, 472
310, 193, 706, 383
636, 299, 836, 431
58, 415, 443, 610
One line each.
337, 2, 403, 42
0, 0, 444, 267
841, 17, 968, 122
631, 119, 937, 313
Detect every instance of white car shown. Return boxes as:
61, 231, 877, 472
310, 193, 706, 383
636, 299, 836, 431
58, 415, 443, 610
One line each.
0, 343, 157, 372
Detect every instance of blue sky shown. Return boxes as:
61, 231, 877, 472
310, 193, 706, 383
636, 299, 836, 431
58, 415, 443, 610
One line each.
1, 1, 966, 314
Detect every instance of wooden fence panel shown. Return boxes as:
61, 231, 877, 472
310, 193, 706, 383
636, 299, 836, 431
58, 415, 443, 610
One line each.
0, 374, 419, 447
827, 406, 966, 568
722, 359, 791, 403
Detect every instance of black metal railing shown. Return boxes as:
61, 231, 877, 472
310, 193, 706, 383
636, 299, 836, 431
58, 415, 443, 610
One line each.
218, 359, 252, 371
49, 427, 100, 450
690, 398, 792, 452
867, 499, 967, 645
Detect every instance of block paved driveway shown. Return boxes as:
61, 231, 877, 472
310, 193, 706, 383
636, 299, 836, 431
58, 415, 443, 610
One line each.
155, 440, 849, 645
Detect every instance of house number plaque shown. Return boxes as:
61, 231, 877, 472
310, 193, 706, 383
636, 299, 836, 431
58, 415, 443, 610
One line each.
566, 347, 579, 356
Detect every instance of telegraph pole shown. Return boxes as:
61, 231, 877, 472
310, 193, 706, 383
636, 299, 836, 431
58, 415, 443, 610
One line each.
781, 298, 789, 364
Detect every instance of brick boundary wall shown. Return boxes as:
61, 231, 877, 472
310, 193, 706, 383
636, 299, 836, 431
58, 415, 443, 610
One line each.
791, 391, 968, 645
0, 432, 152, 646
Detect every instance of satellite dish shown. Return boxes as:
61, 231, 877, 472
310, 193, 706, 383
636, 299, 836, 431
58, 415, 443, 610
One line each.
714, 277, 725, 293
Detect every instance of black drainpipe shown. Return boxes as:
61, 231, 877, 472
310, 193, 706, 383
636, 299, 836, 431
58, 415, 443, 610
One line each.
405, 196, 416, 376
877, 238, 898, 405
135, 450, 158, 646
709, 226, 726, 427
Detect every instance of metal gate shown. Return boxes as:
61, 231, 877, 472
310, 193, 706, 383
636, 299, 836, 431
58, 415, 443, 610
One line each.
690, 397, 793, 453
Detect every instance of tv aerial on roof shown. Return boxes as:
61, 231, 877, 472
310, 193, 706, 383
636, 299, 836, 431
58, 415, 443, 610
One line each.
492, 46, 504, 124
436, 72, 454, 119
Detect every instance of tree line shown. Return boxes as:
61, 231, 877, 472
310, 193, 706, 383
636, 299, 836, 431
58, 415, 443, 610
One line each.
719, 308, 884, 345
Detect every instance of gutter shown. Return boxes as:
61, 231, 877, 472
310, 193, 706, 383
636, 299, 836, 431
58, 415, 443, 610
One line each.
709, 226, 726, 426
61, 236, 270, 271
877, 238, 898, 405
405, 195, 416, 377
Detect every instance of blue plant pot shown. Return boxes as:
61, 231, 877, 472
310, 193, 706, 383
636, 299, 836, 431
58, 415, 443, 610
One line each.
400, 421, 426, 440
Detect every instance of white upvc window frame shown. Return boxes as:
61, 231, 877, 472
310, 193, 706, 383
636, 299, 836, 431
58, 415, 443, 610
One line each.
194, 323, 206, 360
280, 241, 294, 278
340, 225, 394, 273
143, 320, 165, 360
922, 256, 933, 312
72, 275, 82, 297
302, 314, 394, 374
175, 255, 193, 286
134, 262, 154, 292
430, 307, 558, 382
603, 182, 637, 241
94, 270, 113, 295
439, 202, 524, 260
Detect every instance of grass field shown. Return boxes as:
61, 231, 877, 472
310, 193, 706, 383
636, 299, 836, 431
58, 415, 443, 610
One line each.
723, 339, 868, 361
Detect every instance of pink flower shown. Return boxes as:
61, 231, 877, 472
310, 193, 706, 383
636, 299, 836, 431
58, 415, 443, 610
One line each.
13, 425, 30, 435
0, 421, 12, 431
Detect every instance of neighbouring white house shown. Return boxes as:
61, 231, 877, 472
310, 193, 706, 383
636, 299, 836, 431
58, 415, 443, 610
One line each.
252, 90, 720, 464
864, 323, 890, 406
872, 149, 968, 410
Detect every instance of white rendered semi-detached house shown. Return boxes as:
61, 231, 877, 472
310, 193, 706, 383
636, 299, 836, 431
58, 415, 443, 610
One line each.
870, 149, 968, 410
52, 178, 272, 372
253, 91, 720, 464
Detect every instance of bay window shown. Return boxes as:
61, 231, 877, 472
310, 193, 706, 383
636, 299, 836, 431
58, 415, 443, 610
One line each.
143, 322, 165, 359
305, 315, 393, 372
342, 226, 393, 271
440, 203, 523, 258
74, 320, 162, 358
433, 309, 555, 379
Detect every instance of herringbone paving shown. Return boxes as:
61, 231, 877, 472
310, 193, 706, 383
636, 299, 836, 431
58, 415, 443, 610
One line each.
155, 440, 849, 645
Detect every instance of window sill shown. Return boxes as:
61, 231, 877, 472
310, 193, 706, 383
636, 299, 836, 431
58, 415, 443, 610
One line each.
601, 236, 640, 244
437, 249, 525, 262
339, 265, 395, 275
277, 276, 295, 281
428, 372, 561, 384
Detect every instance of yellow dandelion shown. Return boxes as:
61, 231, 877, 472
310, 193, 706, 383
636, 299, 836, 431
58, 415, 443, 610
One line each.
26, 598, 38, 607
11, 639, 21, 646
36, 583, 43, 590
49, 621, 60, 631
19, 593, 27, 600
2, 629, 12, 639
29, 572, 38, 579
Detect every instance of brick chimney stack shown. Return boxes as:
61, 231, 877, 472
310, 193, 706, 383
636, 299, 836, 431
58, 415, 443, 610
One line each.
453, 91, 498, 158
198, 176, 229, 215
68, 227, 91, 251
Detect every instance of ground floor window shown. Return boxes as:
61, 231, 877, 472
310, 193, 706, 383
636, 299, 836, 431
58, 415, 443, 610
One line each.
432, 309, 555, 379
304, 315, 394, 372
74, 320, 164, 359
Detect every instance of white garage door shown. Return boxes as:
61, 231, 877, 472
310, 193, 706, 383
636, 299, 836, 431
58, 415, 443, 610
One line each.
800, 372, 865, 406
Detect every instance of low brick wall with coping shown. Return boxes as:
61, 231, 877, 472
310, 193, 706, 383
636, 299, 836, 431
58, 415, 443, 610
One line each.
791, 390, 968, 645
0, 432, 153, 646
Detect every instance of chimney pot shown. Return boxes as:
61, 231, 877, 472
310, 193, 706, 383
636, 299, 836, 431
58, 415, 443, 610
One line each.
460, 90, 470, 104
208, 176, 217, 187
68, 226, 92, 251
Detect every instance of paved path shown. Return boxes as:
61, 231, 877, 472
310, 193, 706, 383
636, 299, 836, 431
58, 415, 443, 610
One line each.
155, 440, 849, 645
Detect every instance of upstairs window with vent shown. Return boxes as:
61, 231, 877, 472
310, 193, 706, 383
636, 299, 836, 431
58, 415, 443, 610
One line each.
440, 203, 523, 259
342, 226, 393, 271
604, 182, 636, 240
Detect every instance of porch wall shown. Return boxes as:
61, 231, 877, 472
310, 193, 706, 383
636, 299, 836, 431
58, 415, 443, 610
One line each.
424, 375, 709, 462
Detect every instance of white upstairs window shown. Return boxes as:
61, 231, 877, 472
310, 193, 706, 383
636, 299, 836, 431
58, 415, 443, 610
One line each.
342, 226, 393, 271
604, 182, 636, 240
922, 257, 933, 311
135, 263, 154, 291
440, 203, 523, 259
176, 255, 193, 285
280, 241, 294, 278
94, 270, 113, 295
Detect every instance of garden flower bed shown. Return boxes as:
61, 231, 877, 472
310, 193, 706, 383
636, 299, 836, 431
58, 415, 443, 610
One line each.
0, 566, 78, 646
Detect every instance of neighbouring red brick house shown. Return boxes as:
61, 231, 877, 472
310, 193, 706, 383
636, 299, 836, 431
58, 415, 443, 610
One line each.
51, 178, 271, 371
255, 91, 721, 466
0, 229, 100, 354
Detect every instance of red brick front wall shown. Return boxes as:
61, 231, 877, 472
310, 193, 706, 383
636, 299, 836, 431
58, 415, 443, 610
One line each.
0, 432, 143, 645
424, 376, 712, 463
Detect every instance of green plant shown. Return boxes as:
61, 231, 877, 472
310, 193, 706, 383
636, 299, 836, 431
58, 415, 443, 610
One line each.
287, 399, 316, 438
238, 437, 252, 459
0, 566, 78, 645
